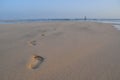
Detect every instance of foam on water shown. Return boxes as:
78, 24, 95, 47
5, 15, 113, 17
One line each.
95, 20, 120, 31
113, 25, 120, 30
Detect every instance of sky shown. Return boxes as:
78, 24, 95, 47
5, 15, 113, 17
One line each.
0, 0, 120, 20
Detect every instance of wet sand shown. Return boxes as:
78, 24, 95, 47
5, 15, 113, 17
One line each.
0, 21, 120, 80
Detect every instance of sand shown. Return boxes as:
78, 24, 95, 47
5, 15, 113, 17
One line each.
0, 21, 120, 80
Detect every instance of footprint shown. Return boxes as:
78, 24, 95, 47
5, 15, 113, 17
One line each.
41, 33, 45, 36
28, 55, 44, 69
29, 40, 37, 46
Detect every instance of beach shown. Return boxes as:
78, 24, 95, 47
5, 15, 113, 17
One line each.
0, 21, 120, 80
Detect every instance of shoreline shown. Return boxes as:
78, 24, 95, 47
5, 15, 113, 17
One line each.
1, 21, 120, 31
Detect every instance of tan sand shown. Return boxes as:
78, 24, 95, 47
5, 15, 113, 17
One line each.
0, 21, 120, 80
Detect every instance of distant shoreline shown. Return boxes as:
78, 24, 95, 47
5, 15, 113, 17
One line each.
0, 19, 120, 25
0, 18, 120, 22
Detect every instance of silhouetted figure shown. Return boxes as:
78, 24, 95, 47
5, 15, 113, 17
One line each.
84, 16, 87, 21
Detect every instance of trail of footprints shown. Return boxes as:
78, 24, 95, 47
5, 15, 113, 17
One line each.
28, 28, 60, 44
27, 28, 58, 69
27, 32, 47, 69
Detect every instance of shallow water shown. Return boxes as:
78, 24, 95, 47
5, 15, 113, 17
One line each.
94, 20, 120, 31
113, 25, 120, 30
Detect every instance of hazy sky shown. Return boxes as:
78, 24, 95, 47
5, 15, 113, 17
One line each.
0, 0, 120, 19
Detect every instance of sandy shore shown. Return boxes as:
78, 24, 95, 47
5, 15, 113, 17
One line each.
0, 21, 120, 80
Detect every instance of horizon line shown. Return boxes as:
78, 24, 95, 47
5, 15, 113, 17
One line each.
1, 18, 120, 21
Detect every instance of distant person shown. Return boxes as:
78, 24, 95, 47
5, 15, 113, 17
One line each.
84, 16, 87, 21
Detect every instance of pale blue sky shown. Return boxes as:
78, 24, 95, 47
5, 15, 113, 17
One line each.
0, 0, 120, 19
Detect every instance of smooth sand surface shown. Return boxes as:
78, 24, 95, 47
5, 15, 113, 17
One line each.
0, 21, 120, 80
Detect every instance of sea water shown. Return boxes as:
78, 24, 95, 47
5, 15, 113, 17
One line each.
96, 20, 120, 31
